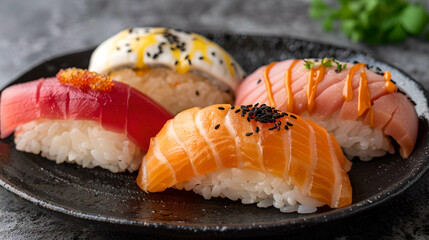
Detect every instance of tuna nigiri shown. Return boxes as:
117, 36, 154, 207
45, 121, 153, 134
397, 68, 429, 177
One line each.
1, 68, 173, 172
236, 59, 418, 160
136, 104, 352, 213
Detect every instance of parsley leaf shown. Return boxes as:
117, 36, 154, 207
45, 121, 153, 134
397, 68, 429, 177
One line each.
309, 0, 429, 44
304, 58, 347, 72
304, 60, 315, 70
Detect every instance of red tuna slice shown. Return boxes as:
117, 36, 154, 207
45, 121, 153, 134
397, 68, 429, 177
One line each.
0, 78, 173, 152
99, 81, 129, 133
0, 80, 44, 138
126, 87, 173, 151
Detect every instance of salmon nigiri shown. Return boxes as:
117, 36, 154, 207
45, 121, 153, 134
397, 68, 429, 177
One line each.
236, 59, 418, 160
137, 104, 352, 213
1, 68, 173, 172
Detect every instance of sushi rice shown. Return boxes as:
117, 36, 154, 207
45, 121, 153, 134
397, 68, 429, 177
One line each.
175, 168, 322, 214
302, 111, 394, 161
14, 119, 143, 173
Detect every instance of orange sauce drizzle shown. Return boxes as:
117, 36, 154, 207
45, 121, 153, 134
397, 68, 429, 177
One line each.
284, 59, 301, 112
343, 63, 365, 101
306, 65, 326, 113
263, 62, 278, 108
383, 71, 396, 92
357, 70, 374, 127
259, 60, 388, 126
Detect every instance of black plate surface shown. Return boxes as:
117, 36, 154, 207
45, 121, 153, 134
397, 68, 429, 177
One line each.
0, 33, 428, 238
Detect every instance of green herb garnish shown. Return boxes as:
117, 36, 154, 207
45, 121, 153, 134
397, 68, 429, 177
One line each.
304, 57, 347, 72
304, 60, 315, 69
309, 0, 429, 44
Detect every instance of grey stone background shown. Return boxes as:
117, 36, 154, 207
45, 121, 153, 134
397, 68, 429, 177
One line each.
0, 0, 428, 239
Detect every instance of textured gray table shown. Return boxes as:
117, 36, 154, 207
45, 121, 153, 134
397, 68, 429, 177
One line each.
0, 0, 428, 239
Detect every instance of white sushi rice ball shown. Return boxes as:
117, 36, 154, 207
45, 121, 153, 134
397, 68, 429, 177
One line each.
302, 111, 395, 161
175, 168, 323, 214
14, 119, 143, 173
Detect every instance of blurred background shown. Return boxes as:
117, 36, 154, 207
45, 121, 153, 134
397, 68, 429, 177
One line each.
0, 0, 428, 239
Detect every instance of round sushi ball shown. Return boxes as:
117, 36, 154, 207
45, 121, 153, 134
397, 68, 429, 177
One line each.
89, 27, 246, 115
110, 68, 233, 115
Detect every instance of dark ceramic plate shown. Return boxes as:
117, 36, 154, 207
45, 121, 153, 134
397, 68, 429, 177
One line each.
0, 33, 428, 238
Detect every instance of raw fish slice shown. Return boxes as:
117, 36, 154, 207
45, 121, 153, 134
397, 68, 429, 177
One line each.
137, 104, 352, 209
236, 59, 418, 158
1, 72, 173, 151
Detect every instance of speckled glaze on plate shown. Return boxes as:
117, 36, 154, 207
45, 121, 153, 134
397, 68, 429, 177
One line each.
0, 33, 428, 238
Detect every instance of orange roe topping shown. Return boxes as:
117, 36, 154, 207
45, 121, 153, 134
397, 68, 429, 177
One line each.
56, 68, 114, 92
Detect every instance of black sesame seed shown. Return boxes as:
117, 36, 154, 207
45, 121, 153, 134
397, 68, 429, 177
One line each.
153, 53, 159, 59
287, 122, 293, 126
195, 90, 199, 96
128, 28, 133, 33
268, 126, 276, 130
335, 69, 339, 73
255, 127, 259, 133
245, 132, 253, 136
218, 107, 225, 110
219, 60, 223, 64
254, 103, 259, 107
211, 52, 216, 56
290, 115, 297, 119
199, 56, 204, 60
277, 126, 281, 131
231, 106, 235, 110
257, 79, 262, 84
146, 52, 151, 57
136, 37, 140, 41
127, 49, 132, 53
284, 125, 289, 130
184, 55, 189, 60
174, 60, 178, 65
188, 59, 192, 65
277, 121, 281, 126
214, 124, 220, 130
235, 109, 241, 113
247, 116, 250, 122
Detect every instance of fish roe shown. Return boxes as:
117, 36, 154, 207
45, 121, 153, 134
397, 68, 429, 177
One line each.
56, 68, 114, 92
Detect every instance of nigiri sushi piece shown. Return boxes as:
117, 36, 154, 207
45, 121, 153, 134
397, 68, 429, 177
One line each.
136, 104, 352, 213
1, 68, 173, 172
89, 27, 246, 115
236, 59, 418, 160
